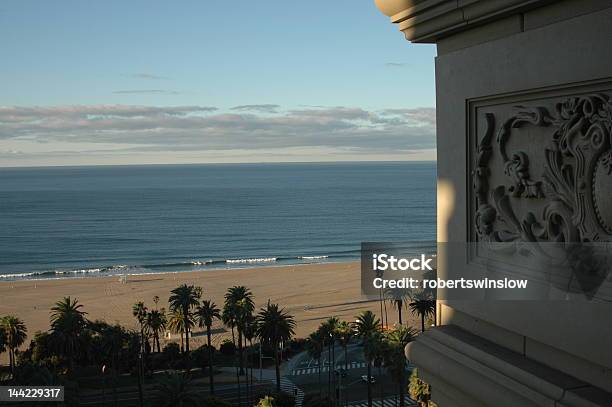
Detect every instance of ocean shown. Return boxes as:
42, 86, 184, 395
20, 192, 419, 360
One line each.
0, 162, 436, 281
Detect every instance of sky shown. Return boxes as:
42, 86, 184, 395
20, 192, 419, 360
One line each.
0, 1, 437, 167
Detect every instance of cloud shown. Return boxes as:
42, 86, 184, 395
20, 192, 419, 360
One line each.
381, 107, 436, 126
0, 105, 217, 121
113, 89, 181, 95
129, 73, 171, 80
0, 104, 436, 163
231, 104, 280, 113
385, 62, 407, 68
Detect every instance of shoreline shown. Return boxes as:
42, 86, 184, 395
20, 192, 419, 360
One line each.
0, 261, 418, 363
0, 257, 356, 282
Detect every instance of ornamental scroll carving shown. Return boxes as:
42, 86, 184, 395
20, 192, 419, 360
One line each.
472, 93, 612, 296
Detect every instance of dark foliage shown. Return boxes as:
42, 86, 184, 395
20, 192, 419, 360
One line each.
219, 339, 236, 356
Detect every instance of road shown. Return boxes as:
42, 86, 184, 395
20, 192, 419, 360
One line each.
286, 342, 415, 406
80, 381, 274, 406
77, 341, 413, 406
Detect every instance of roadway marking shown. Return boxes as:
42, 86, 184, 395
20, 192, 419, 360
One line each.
348, 395, 417, 407
278, 378, 304, 407
291, 361, 368, 376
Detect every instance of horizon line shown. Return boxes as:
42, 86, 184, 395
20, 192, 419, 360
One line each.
0, 159, 437, 170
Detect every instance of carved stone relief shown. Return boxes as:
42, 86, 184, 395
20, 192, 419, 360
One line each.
471, 92, 612, 297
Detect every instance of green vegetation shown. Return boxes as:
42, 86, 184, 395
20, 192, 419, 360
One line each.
1, 315, 27, 376
353, 311, 381, 407
409, 368, 438, 407
168, 284, 201, 353
408, 293, 436, 332
0, 281, 437, 407
195, 299, 221, 394
155, 371, 200, 407
255, 301, 296, 393
303, 308, 429, 407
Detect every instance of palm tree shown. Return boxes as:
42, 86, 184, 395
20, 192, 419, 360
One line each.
408, 293, 435, 332
133, 301, 149, 350
221, 302, 237, 348
168, 285, 201, 353
49, 296, 87, 371
195, 300, 220, 394
146, 309, 167, 353
236, 301, 256, 405
385, 287, 407, 325
319, 316, 339, 399
255, 301, 296, 393
243, 312, 257, 406
1, 316, 27, 376
353, 310, 381, 407
0, 324, 6, 361
335, 321, 352, 371
374, 266, 386, 331
100, 324, 128, 406
306, 330, 324, 398
367, 332, 388, 407
167, 308, 188, 353
385, 326, 418, 407
155, 371, 200, 407
224, 286, 254, 375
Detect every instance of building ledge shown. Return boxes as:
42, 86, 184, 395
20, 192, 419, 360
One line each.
406, 325, 612, 407
374, 0, 554, 43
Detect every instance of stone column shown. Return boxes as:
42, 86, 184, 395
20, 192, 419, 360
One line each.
374, 1, 612, 406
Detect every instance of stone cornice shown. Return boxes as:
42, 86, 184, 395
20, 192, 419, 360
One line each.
407, 325, 612, 406
374, 0, 557, 43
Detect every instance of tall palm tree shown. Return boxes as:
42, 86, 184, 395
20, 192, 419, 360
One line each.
224, 286, 254, 375
1, 316, 27, 376
133, 301, 149, 350
385, 288, 407, 325
146, 309, 167, 353
49, 296, 87, 371
255, 301, 296, 393
236, 298, 254, 371
385, 326, 418, 407
353, 310, 381, 407
368, 332, 388, 407
243, 312, 257, 406
195, 300, 220, 394
306, 330, 324, 398
167, 308, 188, 353
100, 324, 128, 406
408, 294, 435, 332
221, 302, 237, 345
168, 285, 201, 353
320, 316, 339, 400
374, 268, 386, 331
335, 321, 352, 371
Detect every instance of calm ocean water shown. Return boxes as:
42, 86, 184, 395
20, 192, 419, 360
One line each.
0, 162, 436, 281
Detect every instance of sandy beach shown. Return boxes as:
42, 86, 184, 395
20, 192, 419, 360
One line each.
0, 262, 416, 363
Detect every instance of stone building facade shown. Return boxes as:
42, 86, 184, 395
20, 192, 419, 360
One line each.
374, 1, 612, 406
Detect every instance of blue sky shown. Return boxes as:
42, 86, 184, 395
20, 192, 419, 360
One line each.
0, 1, 437, 166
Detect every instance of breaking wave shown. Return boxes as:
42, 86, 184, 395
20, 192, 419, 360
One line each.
0, 252, 354, 281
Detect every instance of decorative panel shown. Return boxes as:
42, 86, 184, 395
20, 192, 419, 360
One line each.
468, 82, 612, 297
